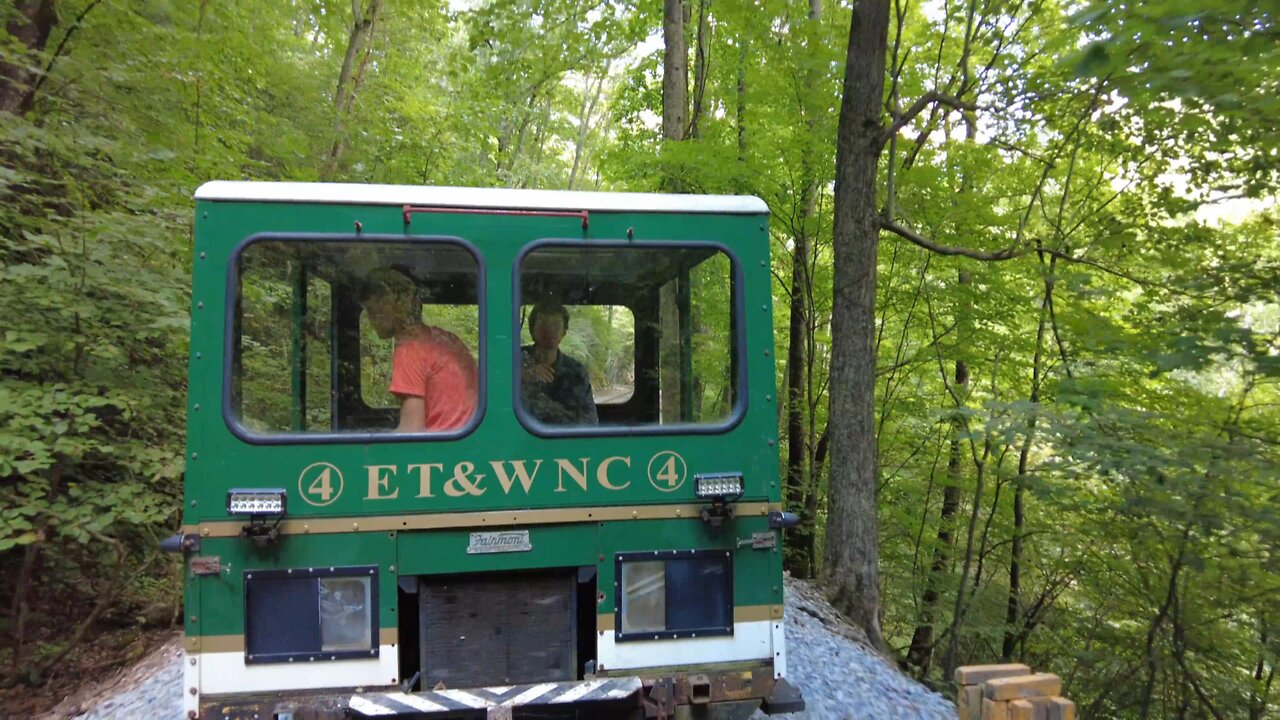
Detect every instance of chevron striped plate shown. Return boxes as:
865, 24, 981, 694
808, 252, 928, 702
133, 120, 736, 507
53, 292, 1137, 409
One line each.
348, 677, 643, 717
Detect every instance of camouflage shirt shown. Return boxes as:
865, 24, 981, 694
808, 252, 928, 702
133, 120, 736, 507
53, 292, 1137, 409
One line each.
520, 346, 598, 426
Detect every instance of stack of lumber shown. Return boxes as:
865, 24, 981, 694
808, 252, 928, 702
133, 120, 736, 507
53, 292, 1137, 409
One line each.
954, 664, 1077, 720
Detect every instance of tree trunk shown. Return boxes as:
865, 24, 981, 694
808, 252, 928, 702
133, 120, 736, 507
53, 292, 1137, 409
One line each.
688, 0, 711, 139
905, 437, 962, 672
568, 65, 608, 190
735, 39, 747, 168
0, 0, 58, 116
1248, 618, 1275, 720
784, 225, 811, 577
662, 0, 687, 145
1003, 260, 1053, 660
825, 0, 890, 651
906, 268, 970, 673
323, 0, 383, 179
783, 0, 827, 582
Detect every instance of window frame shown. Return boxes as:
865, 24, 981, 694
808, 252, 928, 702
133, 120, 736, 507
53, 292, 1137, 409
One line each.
223, 232, 487, 445
614, 549, 735, 642
512, 238, 747, 438
242, 564, 380, 664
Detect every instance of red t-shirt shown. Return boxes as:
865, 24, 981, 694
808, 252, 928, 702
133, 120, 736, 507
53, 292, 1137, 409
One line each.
388, 325, 478, 431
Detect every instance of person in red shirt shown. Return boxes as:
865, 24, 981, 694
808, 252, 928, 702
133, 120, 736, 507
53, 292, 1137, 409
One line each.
359, 268, 478, 433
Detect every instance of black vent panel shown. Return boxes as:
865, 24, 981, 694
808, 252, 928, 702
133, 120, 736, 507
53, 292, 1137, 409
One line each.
419, 571, 576, 688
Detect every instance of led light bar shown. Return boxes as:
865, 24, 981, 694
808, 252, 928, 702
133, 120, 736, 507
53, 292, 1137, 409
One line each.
227, 488, 288, 517
694, 474, 744, 500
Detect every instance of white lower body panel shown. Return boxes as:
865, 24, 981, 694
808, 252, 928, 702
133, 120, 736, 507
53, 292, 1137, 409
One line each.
597, 619, 773, 671
771, 618, 787, 678
195, 644, 399, 696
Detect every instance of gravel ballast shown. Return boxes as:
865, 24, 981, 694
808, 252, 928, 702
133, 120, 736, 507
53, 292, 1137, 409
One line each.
62, 579, 956, 720
753, 578, 957, 720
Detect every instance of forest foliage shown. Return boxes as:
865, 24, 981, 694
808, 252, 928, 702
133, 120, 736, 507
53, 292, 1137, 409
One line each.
0, 0, 1277, 718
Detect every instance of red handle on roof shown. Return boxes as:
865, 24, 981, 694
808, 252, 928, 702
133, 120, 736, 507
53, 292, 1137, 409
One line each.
403, 205, 589, 229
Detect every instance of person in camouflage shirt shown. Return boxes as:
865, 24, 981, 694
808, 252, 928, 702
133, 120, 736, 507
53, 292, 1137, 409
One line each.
521, 299, 599, 425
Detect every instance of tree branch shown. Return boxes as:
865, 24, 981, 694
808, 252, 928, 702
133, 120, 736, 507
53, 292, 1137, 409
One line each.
880, 90, 977, 150
881, 218, 1026, 261
22, 0, 106, 115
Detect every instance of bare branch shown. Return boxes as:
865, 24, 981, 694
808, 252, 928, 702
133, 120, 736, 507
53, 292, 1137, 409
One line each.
880, 90, 978, 150
882, 218, 1026, 261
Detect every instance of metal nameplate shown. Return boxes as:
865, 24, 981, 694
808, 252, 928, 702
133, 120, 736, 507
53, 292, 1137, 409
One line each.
752, 532, 777, 550
190, 556, 222, 575
738, 532, 777, 550
467, 530, 532, 554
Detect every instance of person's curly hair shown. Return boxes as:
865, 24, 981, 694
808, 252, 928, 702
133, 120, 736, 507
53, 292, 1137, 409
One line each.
529, 298, 570, 331
358, 267, 417, 303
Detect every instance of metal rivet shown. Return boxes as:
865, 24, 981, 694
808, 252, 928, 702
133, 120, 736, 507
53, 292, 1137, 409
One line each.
189, 687, 198, 695
765, 395, 772, 402
304, 524, 310, 533
197, 302, 204, 309
389, 565, 396, 573
764, 349, 770, 356
189, 658, 196, 666
195, 352, 202, 359
200, 528, 209, 537
352, 523, 359, 531
767, 439, 775, 446
193, 403, 200, 411
199, 252, 206, 259
189, 615, 197, 623
675, 508, 682, 516
191, 452, 198, 459
190, 500, 197, 507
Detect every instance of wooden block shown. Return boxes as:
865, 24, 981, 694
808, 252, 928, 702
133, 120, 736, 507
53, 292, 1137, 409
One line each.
1046, 697, 1075, 720
984, 673, 1063, 701
955, 664, 1034, 685
1008, 700, 1035, 720
958, 684, 985, 720
981, 698, 1011, 720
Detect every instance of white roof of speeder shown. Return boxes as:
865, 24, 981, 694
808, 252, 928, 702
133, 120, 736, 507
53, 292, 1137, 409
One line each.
194, 181, 769, 215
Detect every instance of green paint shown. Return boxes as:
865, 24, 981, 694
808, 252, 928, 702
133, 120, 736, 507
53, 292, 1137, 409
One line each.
396, 524, 599, 575
184, 189, 783, 647
194, 532, 397, 637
